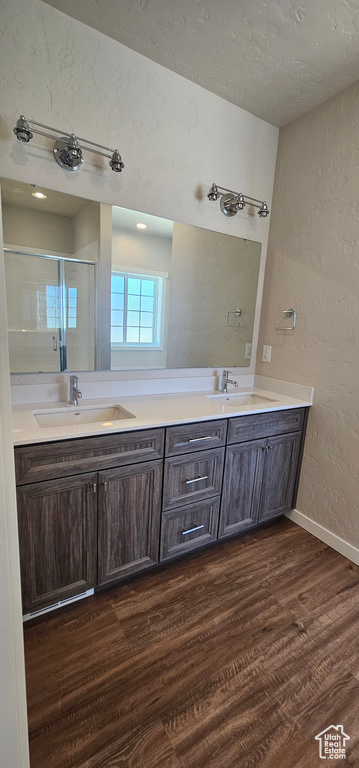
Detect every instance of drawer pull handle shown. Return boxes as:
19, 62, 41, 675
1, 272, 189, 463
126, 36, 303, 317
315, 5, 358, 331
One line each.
187, 436, 212, 443
185, 475, 208, 485
182, 525, 205, 535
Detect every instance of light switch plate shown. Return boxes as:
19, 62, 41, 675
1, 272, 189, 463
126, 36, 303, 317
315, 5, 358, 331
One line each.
262, 345, 272, 362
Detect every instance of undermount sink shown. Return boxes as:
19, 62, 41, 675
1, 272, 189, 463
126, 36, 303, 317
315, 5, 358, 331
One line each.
207, 393, 278, 406
33, 404, 135, 428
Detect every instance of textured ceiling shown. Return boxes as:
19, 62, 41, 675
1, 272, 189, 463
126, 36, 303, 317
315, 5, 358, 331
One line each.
41, 0, 359, 127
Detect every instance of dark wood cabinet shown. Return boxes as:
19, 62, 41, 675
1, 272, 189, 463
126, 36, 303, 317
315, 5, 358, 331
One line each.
257, 432, 302, 523
219, 429, 304, 539
97, 459, 163, 584
17, 472, 97, 614
15, 409, 308, 616
219, 439, 265, 538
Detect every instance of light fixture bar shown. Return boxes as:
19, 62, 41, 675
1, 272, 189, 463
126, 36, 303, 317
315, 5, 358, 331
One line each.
207, 183, 269, 218
13, 115, 124, 173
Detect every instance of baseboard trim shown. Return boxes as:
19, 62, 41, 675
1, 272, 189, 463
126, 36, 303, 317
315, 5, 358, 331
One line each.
286, 509, 359, 566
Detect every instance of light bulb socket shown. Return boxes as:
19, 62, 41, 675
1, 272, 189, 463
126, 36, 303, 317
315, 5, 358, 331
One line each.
109, 150, 124, 172
67, 135, 82, 159
207, 183, 219, 201
236, 193, 245, 211
258, 202, 269, 217
13, 115, 33, 143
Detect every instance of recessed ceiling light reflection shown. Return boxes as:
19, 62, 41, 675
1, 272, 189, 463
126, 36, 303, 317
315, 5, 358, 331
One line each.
32, 191, 47, 199
136, 222, 147, 230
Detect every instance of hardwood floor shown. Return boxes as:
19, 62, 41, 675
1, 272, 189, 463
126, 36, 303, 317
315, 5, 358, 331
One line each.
24, 518, 359, 768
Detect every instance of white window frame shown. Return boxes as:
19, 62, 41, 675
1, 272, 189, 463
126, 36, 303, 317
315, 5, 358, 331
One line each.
111, 266, 168, 350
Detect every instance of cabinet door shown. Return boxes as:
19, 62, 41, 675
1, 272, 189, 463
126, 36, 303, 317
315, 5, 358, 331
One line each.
258, 432, 302, 523
17, 472, 97, 615
98, 460, 163, 585
219, 439, 265, 538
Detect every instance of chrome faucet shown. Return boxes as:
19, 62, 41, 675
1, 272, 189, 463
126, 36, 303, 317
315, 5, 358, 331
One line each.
219, 370, 239, 394
69, 375, 82, 406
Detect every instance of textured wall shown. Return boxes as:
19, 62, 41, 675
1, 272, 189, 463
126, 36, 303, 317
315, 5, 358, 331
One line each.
0, 0, 277, 243
256, 81, 359, 547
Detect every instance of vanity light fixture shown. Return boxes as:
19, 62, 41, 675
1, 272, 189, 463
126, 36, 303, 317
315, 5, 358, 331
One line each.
13, 115, 124, 174
207, 183, 269, 218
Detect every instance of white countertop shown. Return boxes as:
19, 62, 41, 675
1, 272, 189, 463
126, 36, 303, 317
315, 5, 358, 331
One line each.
12, 385, 313, 446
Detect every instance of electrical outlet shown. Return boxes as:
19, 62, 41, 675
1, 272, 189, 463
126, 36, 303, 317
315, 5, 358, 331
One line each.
244, 342, 252, 360
262, 345, 272, 362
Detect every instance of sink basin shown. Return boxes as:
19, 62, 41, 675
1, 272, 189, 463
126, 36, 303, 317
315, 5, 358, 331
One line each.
33, 404, 135, 428
207, 393, 278, 406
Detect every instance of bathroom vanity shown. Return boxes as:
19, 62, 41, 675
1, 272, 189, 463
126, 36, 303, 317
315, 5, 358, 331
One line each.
3, 177, 313, 620
13, 390, 310, 617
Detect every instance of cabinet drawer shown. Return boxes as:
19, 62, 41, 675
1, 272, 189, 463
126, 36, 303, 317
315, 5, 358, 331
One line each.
160, 497, 220, 561
15, 428, 165, 485
163, 447, 225, 511
227, 408, 305, 444
165, 420, 227, 457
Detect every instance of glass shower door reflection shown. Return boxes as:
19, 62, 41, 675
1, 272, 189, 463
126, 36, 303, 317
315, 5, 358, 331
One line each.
4, 252, 62, 373
4, 252, 96, 373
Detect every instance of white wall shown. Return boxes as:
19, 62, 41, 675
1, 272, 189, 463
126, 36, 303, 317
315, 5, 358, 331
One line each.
256, 80, 359, 550
3, 203, 73, 253
0, 0, 278, 763
72, 201, 100, 262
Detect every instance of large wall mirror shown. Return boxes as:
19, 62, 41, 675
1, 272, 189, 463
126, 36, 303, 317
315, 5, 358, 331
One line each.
1, 178, 262, 373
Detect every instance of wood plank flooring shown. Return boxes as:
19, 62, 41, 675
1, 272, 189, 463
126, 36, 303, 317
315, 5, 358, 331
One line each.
24, 518, 359, 768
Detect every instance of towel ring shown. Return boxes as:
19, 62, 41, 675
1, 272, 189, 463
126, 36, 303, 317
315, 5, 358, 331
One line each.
276, 308, 296, 331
